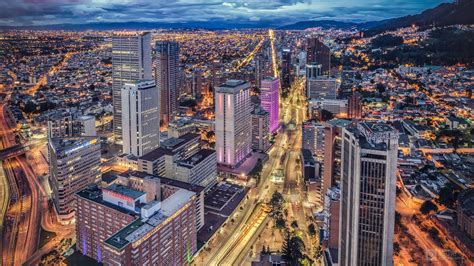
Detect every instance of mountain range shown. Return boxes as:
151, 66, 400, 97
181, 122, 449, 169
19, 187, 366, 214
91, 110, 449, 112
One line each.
1, 1, 473, 32
280, 0, 474, 32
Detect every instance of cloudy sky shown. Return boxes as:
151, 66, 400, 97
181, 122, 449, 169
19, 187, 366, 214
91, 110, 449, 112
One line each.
0, 0, 449, 26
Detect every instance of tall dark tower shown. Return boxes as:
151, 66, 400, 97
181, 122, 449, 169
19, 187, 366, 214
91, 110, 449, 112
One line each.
156, 41, 180, 128
306, 37, 331, 75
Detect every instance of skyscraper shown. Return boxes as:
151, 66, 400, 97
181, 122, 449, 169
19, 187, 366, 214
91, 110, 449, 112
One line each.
339, 122, 398, 266
121, 80, 160, 157
112, 32, 152, 143
348, 92, 362, 119
156, 41, 180, 128
48, 137, 101, 221
215, 80, 252, 168
251, 106, 270, 152
302, 121, 325, 160
260, 77, 280, 133
281, 49, 291, 88
306, 37, 330, 75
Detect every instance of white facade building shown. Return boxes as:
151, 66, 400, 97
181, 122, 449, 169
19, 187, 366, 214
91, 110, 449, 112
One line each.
339, 122, 399, 266
121, 80, 160, 157
112, 32, 152, 142
215, 80, 252, 168
48, 137, 101, 221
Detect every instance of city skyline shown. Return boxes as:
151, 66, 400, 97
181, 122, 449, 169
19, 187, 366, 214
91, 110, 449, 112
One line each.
1, 0, 449, 27
0, 1, 473, 264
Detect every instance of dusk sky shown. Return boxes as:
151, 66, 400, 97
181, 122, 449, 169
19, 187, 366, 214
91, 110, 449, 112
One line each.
1, 0, 449, 26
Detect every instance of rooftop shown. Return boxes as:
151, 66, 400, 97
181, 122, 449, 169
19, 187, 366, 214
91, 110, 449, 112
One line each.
178, 149, 216, 169
76, 185, 137, 217
49, 136, 98, 155
104, 188, 195, 250
104, 184, 145, 200
139, 147, 172, 162
120, 170, 205, 194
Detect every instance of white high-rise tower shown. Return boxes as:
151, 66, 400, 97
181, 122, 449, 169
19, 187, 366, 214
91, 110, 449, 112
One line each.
112, 32, 152, 143
339, 122, 398, 266
215, 80, 252, 168
121, 80, 160, 157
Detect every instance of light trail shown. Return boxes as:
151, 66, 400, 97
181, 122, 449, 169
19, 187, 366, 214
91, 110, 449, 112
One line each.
269, 29, 279, 80
232, 37, 265, 72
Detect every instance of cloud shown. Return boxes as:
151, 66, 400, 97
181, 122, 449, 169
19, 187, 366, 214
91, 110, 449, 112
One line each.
0, 0, 449, 26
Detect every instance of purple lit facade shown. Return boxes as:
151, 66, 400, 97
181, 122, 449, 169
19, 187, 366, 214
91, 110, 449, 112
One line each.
215, 80, 252, 168
260, 77, 280, 133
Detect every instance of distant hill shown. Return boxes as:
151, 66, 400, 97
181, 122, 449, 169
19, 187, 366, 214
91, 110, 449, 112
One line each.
0, 21, 276, 31
2, 1, 473, 32
280, 1, 474, 32
278, 20, 382, 30
279, 20, 357, 30
368, 0, 474, 34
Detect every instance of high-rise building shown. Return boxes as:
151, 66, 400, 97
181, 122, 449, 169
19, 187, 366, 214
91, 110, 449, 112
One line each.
260, 77, 280, 133
176, 149, 218, 191
306, 37, 330, 75
76, 175, 198, 265
322, 119, 351, 196
47, 112, 73, 139
112, 32, 152, 142
251, 106, 270, 152
348, 92, 362, 119
215, 80, 252, 168
47, 113, 96, 138
192, 69, 203, 99
281, 49, 291, 88
74, 116, 97, 136
48, 137, 101, 221
341, 69, 358, 97
306, 77, 337, 100
121, 80, 160, 157
339, 122, 399, 266
156, 41, 180, 127
305, 62, 322, 80
302, 121, 326, 160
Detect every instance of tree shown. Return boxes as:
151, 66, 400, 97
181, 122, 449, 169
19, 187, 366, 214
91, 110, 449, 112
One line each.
308, 223, 316, 237
289, 236, 305, 264
313, 243, 323, 262
376, 83, 386, 94
420, 200, 438, 215
282, 231, 291, 261
436, 183, 460, 208
275, 217, 286, 230
269, 191, 284, 218
282, 232, 305, 265
291, 220, 298, 229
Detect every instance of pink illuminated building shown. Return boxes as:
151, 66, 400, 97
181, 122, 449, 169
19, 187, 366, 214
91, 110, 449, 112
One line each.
215, 80, 252, 168
260, 77, 280, 133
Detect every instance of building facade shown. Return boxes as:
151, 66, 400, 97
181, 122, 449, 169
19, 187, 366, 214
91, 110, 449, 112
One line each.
48, 137, 101, 221
260, 77, 280, 133
302, 121, 326, 161
76, 179, 198, 265
251, 106, 270, 152
112, 32, 152, 142
215, 80, 252, 168
306, 77, 337, 101
339, 122, 398, 266
306, 37, 330, 75
156, 41, 180, 128
348, 92, 362, 119
121, 80, 160, 157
